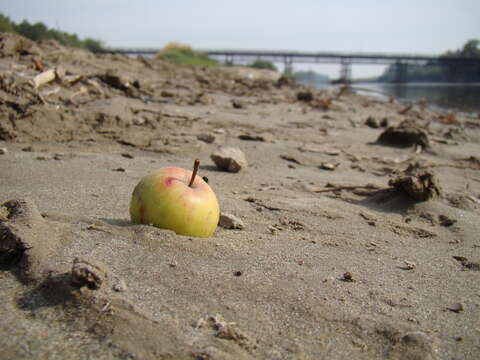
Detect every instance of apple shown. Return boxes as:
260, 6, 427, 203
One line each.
129, 159, 220, 238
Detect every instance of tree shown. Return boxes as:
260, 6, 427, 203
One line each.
0, 12, 105, 52
460, 39, 480, 58
0, 14, 15, 33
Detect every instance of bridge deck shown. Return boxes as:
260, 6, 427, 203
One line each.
103, 48, 480, 66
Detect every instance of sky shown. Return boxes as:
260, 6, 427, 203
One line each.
2, 0, 479, 78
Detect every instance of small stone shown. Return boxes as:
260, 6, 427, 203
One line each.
342, 272, 354, 282
211, 147, 248, 173
320, 162, 339, 170
446, 302, 464, 313
71, 258, 107, 290
232, 99, 245, 109
121, 153, 134, 159
113, 279, 127, 292
219, 213, 245, 229
113, 167, 126, 172
197, 133, 216, 144
0, 148, 7, 155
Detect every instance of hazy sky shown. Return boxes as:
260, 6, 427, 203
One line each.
2, 0, 479, 77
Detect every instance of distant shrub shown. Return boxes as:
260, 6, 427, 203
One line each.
248, 60, 277, 71
156, 42, 218, 67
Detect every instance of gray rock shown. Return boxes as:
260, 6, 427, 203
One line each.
211, 147, 248, 173
0, 148, 7, 155
219, 213, 245, 229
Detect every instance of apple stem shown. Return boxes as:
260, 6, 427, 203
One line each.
189, 159, 200, 187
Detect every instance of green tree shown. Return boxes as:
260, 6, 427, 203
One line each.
1, 12, 105, 52
460, 39, 480, 58
0, 14, 15, 32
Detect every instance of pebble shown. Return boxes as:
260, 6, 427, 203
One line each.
219, 213, 245, 229
210, 147, 248, 173
0, 147, 7, 155
342, 272, 354, 282
446, 302, 464, 313
113, 279, 127, 292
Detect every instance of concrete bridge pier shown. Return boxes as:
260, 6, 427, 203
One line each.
339, 59, 352, 83
284, 56, 293, 75
224, 54, 234, 66
392, 61, 408, 83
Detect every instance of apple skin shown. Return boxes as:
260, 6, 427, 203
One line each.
129, 167, 220, 238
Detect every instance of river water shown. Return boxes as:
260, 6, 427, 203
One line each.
350, 83, 480, 114
310, 81, 480, 114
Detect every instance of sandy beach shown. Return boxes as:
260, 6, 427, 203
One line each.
1, 33, 480, 359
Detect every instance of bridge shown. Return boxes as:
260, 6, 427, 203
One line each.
102, 47, 480, 83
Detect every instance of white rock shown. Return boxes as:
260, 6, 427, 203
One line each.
219, 213, 245, 229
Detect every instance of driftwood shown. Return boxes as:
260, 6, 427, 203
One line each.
32, 68, 56, 88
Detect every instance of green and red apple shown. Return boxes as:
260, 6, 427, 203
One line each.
130, 160, 220, 238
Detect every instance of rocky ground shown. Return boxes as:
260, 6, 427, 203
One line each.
1, 32, 480, 359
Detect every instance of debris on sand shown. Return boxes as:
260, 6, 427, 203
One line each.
232, 99, 246, 109
296, 90, 313, 102
71, 257, 108, 290
197, 133, 216, 144
389, 170, 442, 201
210, 147, 248, 173
196, 314, 256, 351
365, 116, 380, 128
238, 134, 267, 142
376, 120, 429, 149
452, 256, 480, 271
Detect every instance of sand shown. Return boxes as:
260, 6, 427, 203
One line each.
1, 33, 480, 359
